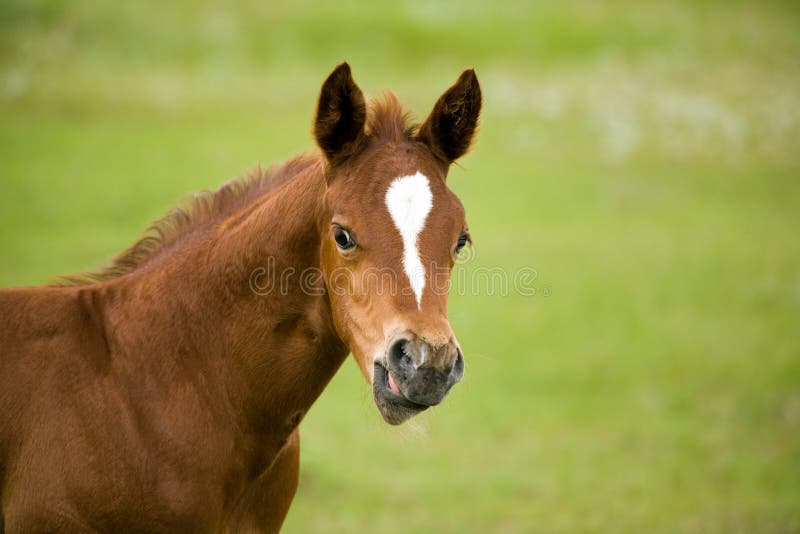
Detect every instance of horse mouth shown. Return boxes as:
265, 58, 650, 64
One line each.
372, 362, 429, 425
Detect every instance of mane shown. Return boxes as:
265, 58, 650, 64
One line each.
58, 94, 418, 287
365, 92, 420, 143
57, 155, 320, 286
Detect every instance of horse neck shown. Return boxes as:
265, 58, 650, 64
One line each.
107, 161, 349, 435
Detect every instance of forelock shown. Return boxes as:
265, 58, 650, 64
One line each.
366, 92, 420, 143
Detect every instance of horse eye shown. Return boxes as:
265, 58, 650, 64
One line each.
456, 232, 470, 253
333, 226, 356, 250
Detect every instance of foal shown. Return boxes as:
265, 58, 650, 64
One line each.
0, 63, 481, 532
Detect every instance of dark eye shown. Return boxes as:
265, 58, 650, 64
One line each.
456, 231, 470, 253
333, 226, 356, 250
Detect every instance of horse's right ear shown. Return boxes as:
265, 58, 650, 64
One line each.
314, 62, 367, 164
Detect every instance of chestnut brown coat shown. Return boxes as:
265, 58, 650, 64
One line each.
0, 63, 481, 532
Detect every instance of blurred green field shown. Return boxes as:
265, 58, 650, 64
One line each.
2, 1, 799, 532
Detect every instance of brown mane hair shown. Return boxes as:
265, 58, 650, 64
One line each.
57, 155, 319, 286
59, 93, 418, 287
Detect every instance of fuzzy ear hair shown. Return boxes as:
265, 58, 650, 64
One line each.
313, 62, 367, 163
417, 69, 482, 164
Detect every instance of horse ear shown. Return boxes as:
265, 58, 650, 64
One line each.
417, 69, 482, 164
314, 62, 367, 163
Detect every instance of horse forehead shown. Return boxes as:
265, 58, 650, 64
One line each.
380, 171, 462, 230
385, 172, 433, 222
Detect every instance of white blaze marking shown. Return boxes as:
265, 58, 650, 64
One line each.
385, 172, 433, 308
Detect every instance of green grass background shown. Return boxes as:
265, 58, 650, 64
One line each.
2, 1, 799, 531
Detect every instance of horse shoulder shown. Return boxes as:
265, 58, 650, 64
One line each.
0, 285, 108, 431
0, 285, 115, 529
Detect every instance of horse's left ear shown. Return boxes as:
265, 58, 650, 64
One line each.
314, 62, 367, 164
417, 68, 482, 164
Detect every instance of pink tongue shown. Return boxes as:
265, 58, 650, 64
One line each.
388, 372, 401, 394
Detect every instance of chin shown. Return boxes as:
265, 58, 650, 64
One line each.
372, 362, 429, 425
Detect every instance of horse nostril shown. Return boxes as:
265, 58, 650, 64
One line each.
387, 338, 414, 379
448, 349, 465, 387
